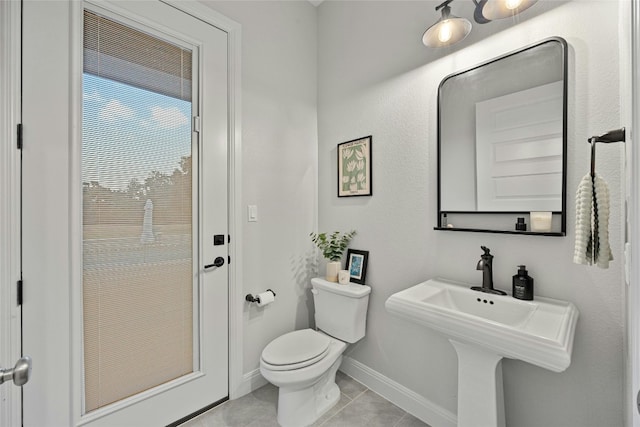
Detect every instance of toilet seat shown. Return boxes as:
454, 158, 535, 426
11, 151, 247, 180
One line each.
261, 329, 330, 371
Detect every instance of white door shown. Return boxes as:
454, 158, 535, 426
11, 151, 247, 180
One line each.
22, 1, 229, 425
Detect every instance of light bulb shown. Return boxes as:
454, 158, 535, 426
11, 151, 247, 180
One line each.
438, 20, 453, 43
505, 0, 523, 10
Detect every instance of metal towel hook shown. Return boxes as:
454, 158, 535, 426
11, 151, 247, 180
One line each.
589, 127, 626, 177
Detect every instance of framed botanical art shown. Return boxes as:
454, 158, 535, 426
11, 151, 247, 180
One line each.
337, 136, 372, 197
346, 249, 369, 285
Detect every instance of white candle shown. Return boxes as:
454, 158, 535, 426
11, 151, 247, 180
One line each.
338, 270, 350, 285
530, 211, 552, 232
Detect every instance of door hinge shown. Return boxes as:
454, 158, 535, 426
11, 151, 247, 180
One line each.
16, 123, 22, 150
228, 234, 231, 244
17, 280, 22, 306
193, 116, 201, 133
228, 256, 231, 265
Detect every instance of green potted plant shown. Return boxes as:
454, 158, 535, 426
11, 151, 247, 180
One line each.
310, 230, 356, 282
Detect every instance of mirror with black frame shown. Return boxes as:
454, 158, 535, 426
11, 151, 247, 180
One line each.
436, 37, 567, 236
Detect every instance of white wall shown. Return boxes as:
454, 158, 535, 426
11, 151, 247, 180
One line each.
200, 0, 318, 389
318, 1, 625, 426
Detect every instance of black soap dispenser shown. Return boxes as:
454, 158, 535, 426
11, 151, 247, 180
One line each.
512, 265, 534, 300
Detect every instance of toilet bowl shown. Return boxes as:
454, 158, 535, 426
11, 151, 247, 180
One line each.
260, 329, 347, 427
259, 278, 371, 427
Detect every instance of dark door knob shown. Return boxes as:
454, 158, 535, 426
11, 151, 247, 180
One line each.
204, 257, 225, 270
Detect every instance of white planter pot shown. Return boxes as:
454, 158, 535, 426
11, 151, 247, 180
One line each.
325, 261, 341, 283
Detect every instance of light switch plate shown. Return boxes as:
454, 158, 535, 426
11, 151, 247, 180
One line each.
248, 205, 258, 222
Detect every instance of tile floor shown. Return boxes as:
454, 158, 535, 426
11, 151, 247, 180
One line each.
180, 371, 430, 427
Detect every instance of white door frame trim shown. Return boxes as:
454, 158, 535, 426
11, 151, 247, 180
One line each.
0, 0, 23, 425
631, 1, 639, 425
630, 0, 639, 425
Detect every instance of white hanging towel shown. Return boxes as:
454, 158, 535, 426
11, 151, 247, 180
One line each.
573, 173, 613, 268
573, 174, 592, 265
593, 174, 613, 268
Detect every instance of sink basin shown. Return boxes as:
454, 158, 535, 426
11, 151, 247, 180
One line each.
386, 278, 578, 372
386, 278, 579, 427
421, 282, 535, 327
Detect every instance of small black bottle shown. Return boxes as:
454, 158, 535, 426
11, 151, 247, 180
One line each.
512, 265, 534, 300
515, 217, 527, 231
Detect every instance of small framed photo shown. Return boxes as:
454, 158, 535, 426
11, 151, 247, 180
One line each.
346, 249, 369, 285
337, 136, 372, 197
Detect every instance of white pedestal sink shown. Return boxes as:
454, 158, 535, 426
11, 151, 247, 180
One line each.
385, 278, 579, 427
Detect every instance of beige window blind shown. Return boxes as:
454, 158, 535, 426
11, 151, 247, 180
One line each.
84, 10, 192, 101
82, 9, 194, 413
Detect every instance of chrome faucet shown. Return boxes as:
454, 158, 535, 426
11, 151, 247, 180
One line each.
472, 246, 506, 295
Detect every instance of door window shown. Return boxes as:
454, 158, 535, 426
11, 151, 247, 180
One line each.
82, 10, 196, 412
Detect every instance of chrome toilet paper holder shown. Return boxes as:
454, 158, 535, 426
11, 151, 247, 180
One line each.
245, 289, 276, 304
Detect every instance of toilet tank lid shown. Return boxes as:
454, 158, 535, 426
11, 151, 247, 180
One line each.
311, 278, 371, 298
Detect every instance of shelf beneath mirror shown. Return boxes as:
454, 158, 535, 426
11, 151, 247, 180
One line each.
434, 227, 565, 237
438, 211, 564, 236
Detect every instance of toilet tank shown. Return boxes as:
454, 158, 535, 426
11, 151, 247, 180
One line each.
311, 277, 371, 343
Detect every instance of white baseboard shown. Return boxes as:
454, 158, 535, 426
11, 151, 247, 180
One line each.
339, 356, 457, 427
232, 368, 268, 399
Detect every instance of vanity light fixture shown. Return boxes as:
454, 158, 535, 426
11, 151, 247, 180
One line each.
475, 0, 538, 21
423, 0, 539, 48
423, 0, 472, 48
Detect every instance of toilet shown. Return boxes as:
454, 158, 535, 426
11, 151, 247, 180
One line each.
259, 277, 371, 427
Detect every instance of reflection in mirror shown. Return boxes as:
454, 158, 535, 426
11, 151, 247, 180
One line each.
437, 37, 567, 235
